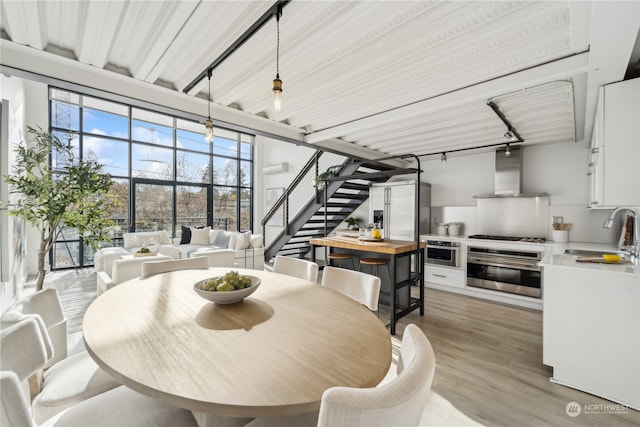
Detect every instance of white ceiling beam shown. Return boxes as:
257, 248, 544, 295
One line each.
77, 1, 125, 67
581, 0, 640, 145
304, 52, 590, 145
2, 0, 44, 49
311, 138, 409, 168
133, 2, 200, 82
0, 39, 305, 144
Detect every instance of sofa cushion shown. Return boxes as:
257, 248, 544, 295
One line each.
123, 231, 171, 250
209, 229, 221, 245
212, 231, 231, 248
190, 227, 211, 245
234, 231, 252, 250
250, 234, 264, 249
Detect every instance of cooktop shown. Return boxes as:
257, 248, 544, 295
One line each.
467, 234, 546, 244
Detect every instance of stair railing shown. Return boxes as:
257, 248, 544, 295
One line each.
261, 150, 348, 255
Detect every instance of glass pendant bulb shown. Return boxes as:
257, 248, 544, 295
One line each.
273, 76, 283, 113
204, 118, 214, 143
204, 69, 214, 143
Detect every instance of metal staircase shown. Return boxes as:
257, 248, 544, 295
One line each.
261, 151, 401, 262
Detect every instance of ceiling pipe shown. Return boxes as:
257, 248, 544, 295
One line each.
414, 141, 524, 160
183, 0, 292, 94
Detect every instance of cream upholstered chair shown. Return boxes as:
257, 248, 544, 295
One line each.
190, 249, 236, 267
1, 289, 120, 424
273, 256, 319, 282
1, 318, 198, 427
4, 288, 65, 367
97, 254, 172, 295
245, 324, 436, 427
141, 255, 209, 277
321, 266, 381, 311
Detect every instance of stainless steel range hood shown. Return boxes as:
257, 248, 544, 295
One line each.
475, 147, 548, 198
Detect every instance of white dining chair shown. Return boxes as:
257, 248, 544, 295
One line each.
321, 266, 381, 311
1, 289, 121, 424
190, 249, 236, 267
245, 324, 436, 427
141, 256, 209, 277
273, 256, 319, 282
1, 317, 199, 427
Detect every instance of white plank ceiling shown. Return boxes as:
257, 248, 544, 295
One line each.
1, 1, 638, 160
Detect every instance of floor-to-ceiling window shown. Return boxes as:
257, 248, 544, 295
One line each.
49, 88, 254, 270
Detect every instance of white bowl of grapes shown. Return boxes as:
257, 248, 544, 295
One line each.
193, 271, 261, 304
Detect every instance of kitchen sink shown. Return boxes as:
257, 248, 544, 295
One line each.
564, 249, 627, 257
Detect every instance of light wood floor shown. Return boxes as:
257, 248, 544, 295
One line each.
382, 287, 640, 427
46, 268, 639, 426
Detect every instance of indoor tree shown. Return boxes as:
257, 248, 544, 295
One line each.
3, 126, 118, 291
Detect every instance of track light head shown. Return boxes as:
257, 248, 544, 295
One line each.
504, 130, 517, 142
441, 152, 447, 163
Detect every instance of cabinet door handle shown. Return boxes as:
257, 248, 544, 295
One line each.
591, 147, 599, 154
590, 201, 599, 205
433, 273, 447, 278
588, 162, 595, 167
587, 172, 592, 176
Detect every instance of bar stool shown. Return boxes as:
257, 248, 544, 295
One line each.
327, 252, 355, 269
358, 257, 391, 283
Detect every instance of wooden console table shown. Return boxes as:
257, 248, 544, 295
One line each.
309, 236, 426, 335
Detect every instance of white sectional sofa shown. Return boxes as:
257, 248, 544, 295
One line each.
94, 228, 264, 279
173, 227, 264, 270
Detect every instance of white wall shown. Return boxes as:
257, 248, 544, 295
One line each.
1, 76, 48, 308
254, 135, 316, 242
418, 142, 620, 244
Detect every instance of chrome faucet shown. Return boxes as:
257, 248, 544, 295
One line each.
603, 207, 639, 257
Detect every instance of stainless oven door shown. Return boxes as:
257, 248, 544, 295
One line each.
466, 248, 542, 298
425, 245, 459, 268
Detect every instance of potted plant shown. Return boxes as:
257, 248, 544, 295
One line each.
311, 168, 338, 190
344, 216, 361, 230
3, 126, 119, 291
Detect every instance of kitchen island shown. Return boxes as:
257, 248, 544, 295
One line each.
309, 237, 426, 335
540, 247, 639, 410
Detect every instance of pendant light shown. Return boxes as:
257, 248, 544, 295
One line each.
204, 68, 214, 143
272, 6, 283, 113
441, 152, 447, 163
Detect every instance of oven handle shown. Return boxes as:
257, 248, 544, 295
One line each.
468, 255, 540, 271
426, 245, 460, 251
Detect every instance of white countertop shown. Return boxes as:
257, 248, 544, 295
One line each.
540, 242, 639, 275
421, 234, 639, 275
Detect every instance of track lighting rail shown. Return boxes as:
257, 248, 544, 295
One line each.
184, 0, 291, 94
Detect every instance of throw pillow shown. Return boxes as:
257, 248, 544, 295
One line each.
209, 229, 221, 245
250, 234, 263, 248
136, 234, 160, 247
180, 226, 192, 244
228, 232, 238, 251
235, 231, 251, 250
212, 230, 231, 248
190, 227, 211, 245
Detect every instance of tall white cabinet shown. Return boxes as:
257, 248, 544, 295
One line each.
588, 78, 640, 208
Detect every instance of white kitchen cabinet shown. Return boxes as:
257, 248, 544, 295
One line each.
589, 78, 640, 208
543, 264, 639, 409
425, 265, 465, 288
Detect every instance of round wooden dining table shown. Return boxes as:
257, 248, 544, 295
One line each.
83, 268, 391, 427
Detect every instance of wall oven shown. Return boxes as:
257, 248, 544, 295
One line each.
425, 241, 460, 268
466, 247, 542, 298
